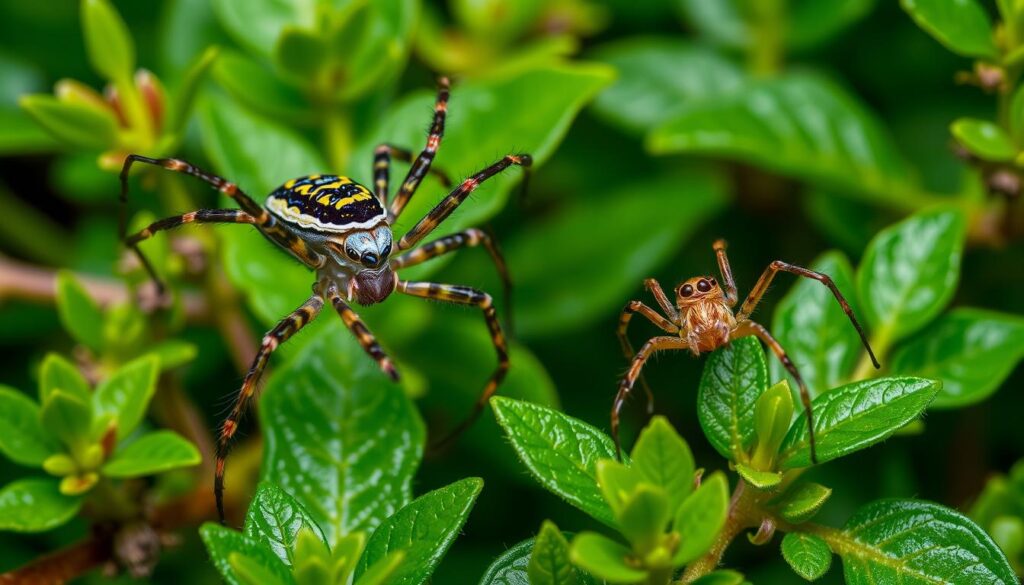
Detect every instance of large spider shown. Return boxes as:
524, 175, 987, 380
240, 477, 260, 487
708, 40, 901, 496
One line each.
613, 239, 880, 461
118, 78, 530, 521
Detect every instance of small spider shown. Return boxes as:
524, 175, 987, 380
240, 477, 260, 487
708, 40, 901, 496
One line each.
117, 78, 531, 522
613, 239, 880, 461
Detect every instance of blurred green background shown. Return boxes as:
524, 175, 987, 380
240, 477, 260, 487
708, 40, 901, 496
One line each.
1, 0, 1023, 582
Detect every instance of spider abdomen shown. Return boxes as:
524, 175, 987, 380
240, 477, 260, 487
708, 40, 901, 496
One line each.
266, 174, 387, 232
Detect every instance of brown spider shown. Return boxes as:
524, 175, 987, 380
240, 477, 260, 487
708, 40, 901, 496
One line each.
613, 239, 880, 460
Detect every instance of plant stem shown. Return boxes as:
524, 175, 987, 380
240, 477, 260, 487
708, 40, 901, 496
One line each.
680, 480, 759, 581
749, 0, 785, 76
325, 107, 353, 172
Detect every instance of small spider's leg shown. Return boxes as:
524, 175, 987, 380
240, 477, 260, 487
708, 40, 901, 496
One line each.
736, 260, 880, 369
612, 336, 689, 460
389, 78, 451, 220
374, 144, 453, 208
712, 239, 739, 305
324, 287, 399, 380
391, 227, 513, 330
126, 209, 257, 246
617, 301, 680, 414
643, 278, 679, 320
397, 280, 508, 448
398, 154, 532, 251
732, 320, 818, 464
215, 294, 323, 523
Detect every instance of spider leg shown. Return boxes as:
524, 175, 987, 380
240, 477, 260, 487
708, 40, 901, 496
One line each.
391, 227, 513, 331
374, 144, 453, 207
125, 209, 257, 246
617, 300, 680, 414
643, 278, 679, 321
323, 285, 399, 380
398, 154, 532, 251
214, 294, 323, 523
611, 336, 689, 460
712, 239, 739, 305
736, 260, 880, 369
732, 320, 818, 464
397, 280, 508, 448
389, 78, 451, 220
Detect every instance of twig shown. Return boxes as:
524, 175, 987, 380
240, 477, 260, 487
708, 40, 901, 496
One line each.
0, 536, 108, 585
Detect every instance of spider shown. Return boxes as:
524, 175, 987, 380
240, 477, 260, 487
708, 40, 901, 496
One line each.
613, 239, 881, 461
117, 77, 531, 522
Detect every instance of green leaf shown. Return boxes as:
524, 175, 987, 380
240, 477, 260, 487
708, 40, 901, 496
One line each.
491, 397, 618, 527
697, 337, 767, 461
229, 552, 293, 585
528, 521, 576, 585
200, 523, 294, 585
900, 0, 998, 59
769, 252, 863, 396
480, 537, 533, 585
779, 377, 940, 469
1010, 85, 1024, 143
211, 51, 311, 122
618, 486, 672, 552
92, 354, 160, 440
168, 45, 219, 135
781, 532, 832, 581
273, 27, 328, 83
510, 170, 725, 337
39, 353, 91, 404
649, 72, 915, 205
569, 532, 646, 584
355, 478, 483, 585
40, 390, 92, 449
673, 471, 729, 566
751, 380, 795, 470
590, 39, 744, 135
857, 209, 966, 342
261, 325, 425, 546
81, 0, 135, 81
149, 339, 199, 370
54, 270, 106, 351
839, 499, 1016, 584
0, 385, 59, 466
691, 570, 747, 585
329, 0, 419, 101
355, 551, 406, 585
243, 482, 326, 567
891, 308, 1024, 408
950, 118, 1017, 162
0, 478, 83, 532
212, 0, 315, 58
291, 527, 335, 584
631, 416, 695, 514
776, 483, 833, 524
734, 463, 783, 490
102, 431, 200, 478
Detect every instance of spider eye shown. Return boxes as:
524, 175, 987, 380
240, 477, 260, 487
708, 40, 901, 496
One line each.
345, 246, 360, 261
680, 284, 694, 297
381, 243, 392, 258
697, 279, 711, 293
709, 278, 717, 287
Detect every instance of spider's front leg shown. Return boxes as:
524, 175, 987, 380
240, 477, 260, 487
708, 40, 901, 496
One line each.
616, 298, 680, 414
611, 335, 689, 460
397, 280, 509, 448
215, 294, 324, 522
322, 284, 399, 380
389, 77, 451, 220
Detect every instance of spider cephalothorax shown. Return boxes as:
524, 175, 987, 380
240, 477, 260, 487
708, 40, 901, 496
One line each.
118, 77, 531, 522
613, 239, 881, 460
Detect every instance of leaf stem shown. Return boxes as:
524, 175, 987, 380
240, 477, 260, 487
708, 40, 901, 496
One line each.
748, 0, 785, 76
325, 107, 353, 172
679, 480, 758, 581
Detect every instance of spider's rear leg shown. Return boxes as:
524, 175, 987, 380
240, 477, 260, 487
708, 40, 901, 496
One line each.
612, 336, 689, 460
616, 300, 680, 414
215, 294, 323, 523
732, 320, 818, 465
397, 280, 508, 449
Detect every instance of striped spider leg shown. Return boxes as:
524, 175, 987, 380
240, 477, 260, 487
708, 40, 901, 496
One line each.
613, 239, 880, 461
117, 77, 530, 523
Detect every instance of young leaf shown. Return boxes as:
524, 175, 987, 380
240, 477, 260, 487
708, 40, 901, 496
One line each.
779, 377, 939, 469
480, 537, 534, 585
775, 483, 833, 524
354, 477, 483, 585
55, 270, 106, 352
211, 51, 311, 123
492, 396, 618, 527
92, 354, 159, 440
901, 0, 998, 59
260, 325, 425, 546
355, 551, 405, 585
243, 483, 326, 567
751, 380, 795, 470
229, 552, 293, 585
273, 26, 328, 83
0, 385, 59, 466
950, 118, 1017, 162
890, 308, 1024, 408
857, 208, 965, 343
528, 521, 576, 585
167, 45, 219, 135
734, 463, 783, 490
631, 415, 696, 513
40, 390, 92, 449
781, 532, 832, 581
838, 499, 1016, 583
697, 337, 767, 461
770, 252, 862, 396
649, 72, 915, 205
39, 353, 91, 404
0, 478, 83, 532
200, 523, 293, 585
211, 0, 314, 59
690, 570, 748, 585
673, 471, 730, 566
569, 532, 647, 584
81, 0, 135, 81
618, 486, 673, 552
102, 431, 200, 478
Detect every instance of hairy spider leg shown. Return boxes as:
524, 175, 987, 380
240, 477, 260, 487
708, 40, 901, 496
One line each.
389, 78, 451, 220
373, 144, 453, 208
612, 336, 690, 459
712, 239, 739, 305
322, 283, 399, 380
616, 300, 680, 415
